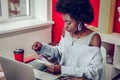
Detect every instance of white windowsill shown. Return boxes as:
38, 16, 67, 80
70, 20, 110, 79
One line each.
0, 19, 54, 35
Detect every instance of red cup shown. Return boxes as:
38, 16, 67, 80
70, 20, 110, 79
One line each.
13, 49, 24, 62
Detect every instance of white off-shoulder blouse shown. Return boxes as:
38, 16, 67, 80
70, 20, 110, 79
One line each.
36, 31, 103, 80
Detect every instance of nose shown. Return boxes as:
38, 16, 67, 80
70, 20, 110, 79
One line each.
64, 23, 68, 28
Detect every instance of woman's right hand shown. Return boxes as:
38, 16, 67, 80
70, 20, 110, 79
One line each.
32, 41, 42, 51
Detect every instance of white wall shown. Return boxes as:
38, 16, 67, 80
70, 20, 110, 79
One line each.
0, 26, 52, 59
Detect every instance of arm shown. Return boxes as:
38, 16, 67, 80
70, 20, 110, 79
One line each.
32, 37, 65, 63
37, 44, 62, 63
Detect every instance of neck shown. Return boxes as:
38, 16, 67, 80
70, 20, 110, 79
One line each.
74, 26, 86, 35
71, 28, 86, 39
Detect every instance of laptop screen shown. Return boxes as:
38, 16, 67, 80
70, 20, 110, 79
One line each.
0, 56, 36, 80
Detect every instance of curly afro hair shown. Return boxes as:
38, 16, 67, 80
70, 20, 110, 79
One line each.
56, 0, 94, 23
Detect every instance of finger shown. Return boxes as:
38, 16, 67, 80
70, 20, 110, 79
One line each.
45, 64, 55, 73
47, 67, 54, 73
45, 64, 52, 69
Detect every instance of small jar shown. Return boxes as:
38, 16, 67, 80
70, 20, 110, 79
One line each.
13, 49, 24, 62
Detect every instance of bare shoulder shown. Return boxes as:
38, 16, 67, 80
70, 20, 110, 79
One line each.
89, 32, 101, 47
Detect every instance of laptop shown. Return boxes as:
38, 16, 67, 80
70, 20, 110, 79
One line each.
0, 64, 7, 80
0, 56, 58, 80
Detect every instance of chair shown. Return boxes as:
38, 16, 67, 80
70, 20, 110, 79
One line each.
101, 47, 106, 80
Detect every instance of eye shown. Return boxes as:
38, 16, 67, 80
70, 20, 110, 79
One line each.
65, 21, 71, 25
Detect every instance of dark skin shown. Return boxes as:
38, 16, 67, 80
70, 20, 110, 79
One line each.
32, 13, 101, 75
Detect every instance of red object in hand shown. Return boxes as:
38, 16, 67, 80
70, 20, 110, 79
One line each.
13, 49, 24, 62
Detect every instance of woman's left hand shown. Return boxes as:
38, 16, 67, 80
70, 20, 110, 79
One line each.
45, 64, 61, 74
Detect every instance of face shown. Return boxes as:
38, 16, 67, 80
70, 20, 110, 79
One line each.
62, 14, 79, 33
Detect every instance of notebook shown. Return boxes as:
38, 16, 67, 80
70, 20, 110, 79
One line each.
28, 57, 52, 72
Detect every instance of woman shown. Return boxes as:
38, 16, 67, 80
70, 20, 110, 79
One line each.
32, 0, 102, 80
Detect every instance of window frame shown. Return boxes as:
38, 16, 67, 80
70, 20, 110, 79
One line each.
0, 0, 8, 22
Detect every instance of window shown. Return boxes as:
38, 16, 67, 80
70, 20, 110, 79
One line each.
0, 0, 53, 35
0, 0, 50, 22
8, 0, 31, 18
0, 0, 32, 21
